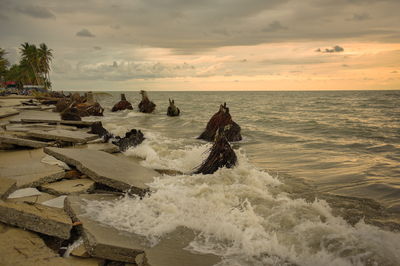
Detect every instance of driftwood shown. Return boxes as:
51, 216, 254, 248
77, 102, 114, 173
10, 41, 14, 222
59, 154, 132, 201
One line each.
54, 92, 104, 117
167, 99, 180, 116
198, 103, 242, 142
60, 106, 82, 121
89, 122, 144, 151
112, 94, 133, 112
138, 90, 156, 113
194, 127, 237, 175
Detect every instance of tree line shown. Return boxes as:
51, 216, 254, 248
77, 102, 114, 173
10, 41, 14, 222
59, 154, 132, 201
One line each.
0, 43, 53, 89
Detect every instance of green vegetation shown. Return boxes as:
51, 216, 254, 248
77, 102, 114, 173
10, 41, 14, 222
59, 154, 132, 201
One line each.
0, 43, 53, 89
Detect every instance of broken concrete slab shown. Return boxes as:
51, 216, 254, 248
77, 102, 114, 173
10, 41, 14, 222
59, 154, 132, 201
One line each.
11, 110, 98, 126
0, 223, 71, 266
0, 135, 50, 148
40, 179, 95, 196
45, 147, 159, 193
65, 194, 146, 263
84, 143, 120, 153
29, 129, 99, 143
8, 191, 57, 205
8, 188, 42, 199
5, 123, 78, 132
71, 242, 91, 258
65, 194, 221, 266
0, 200, 72, 239
41, 195, 67, 208
0, 149, 65, 188
0, 177, 17, 200
0, 108, 19, 118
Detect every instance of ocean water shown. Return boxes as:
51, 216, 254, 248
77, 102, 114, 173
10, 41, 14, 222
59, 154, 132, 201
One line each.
84, 90, 400, 265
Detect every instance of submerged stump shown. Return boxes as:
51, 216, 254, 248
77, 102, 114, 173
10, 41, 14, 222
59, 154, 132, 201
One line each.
198, 103, 242, 142
194, 127, 237, 175
167, 98, 180, 116
138, 90, 156, 113
112, 94, 133, 112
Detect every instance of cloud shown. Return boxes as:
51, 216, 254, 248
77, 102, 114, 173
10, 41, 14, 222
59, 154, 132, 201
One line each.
349, 13, 371, 21
93, 46, 102, 50
15, 5, 55, 19
76, 29, 95, 38
262, 21, 287, 32
316, 45, 344, 53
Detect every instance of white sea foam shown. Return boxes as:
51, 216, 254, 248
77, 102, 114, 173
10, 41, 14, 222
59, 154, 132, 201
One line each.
84, 131, 400, 266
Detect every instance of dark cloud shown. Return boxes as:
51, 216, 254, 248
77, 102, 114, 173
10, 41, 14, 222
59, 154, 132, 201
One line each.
15, 5, 55, 19
349, 13, 371, 21
76, 29, 95, 38
93, 46, 102, 50
316, 45, 344, 53
262, 21, 287, 32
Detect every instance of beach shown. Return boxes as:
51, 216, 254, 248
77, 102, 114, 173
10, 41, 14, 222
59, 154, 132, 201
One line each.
0, 90, 400, 266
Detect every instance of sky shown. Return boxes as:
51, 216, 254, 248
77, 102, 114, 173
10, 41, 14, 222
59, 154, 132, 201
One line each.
0, 0, 399, 91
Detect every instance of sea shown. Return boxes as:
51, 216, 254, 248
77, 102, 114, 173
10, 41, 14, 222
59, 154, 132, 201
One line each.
82, 90, 400, 266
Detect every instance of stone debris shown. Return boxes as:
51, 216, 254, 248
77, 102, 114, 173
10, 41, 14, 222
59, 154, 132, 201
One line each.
65, 194, 221, 266
0, 177, 17, 200
0, 108, 20, 118
28, 129, 99, 143
0, 149, 65, 188
40, 179, 95, 196
41, 195, 67, 208
11, 110, 97, 126
7, 188, 42, 199
8, 191, 57, 205
0, 200, 72, 239
0, 135, 50, 148
44, 147, 159, 194
5, 123, 78, 132
65, 194, 146, 264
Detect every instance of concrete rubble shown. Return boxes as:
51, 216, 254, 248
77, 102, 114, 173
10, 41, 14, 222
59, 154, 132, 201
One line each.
0, 200, 72, 239
65, 194, 221, 266
0, 97, 222, 266
0, 135, 49, 148
44, 147, 159, 193
40, 179, 95, 196
28, 129, 99, 144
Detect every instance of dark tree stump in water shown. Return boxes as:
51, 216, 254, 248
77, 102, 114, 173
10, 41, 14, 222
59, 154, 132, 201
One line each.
167, 98, 180, 116
60, 107, 82, 121
194, 127, 237, 175
112, 94, 133, 112
138, 90, 156, 113
198, 103, 242, 142
89, 122, 145, 151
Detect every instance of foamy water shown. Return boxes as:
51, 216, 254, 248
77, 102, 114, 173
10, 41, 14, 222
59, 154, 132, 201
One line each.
82, 91, 400, 265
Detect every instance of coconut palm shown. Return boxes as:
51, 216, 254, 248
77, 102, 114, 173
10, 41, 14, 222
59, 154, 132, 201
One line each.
38, 43, 53, 89
0, 48, 9, 83
20, 42, 41, 85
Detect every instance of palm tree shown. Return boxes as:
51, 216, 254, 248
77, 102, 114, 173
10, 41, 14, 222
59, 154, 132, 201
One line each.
38, 43, 53, 89
0, 48, 9, 83
20, 42, 41, 86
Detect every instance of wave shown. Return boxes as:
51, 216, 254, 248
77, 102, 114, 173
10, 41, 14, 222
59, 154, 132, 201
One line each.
84, 133, 400, 266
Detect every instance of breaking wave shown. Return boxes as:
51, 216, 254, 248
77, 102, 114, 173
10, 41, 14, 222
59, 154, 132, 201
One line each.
84, 133, 400, 266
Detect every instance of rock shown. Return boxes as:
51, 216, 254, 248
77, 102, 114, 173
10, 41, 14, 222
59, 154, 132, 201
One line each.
0, 223, 70, 266
66, 194, 221, 266
0, 177, 17, 200
198, 103, 242, 142
0, 135, 50, 148
112, 94, 133, 112
40, 179, 95, 196
65, 194, 146, 264
0, 200, 72, 239
44, 147, 158, 194
88, 122, 114, 141
138, 90, 156, 113
0, 108, 19, 118
0, 149, 65, 188
167, 98, 180, 116
28, 129, 99, 143
195, 127, 237, 175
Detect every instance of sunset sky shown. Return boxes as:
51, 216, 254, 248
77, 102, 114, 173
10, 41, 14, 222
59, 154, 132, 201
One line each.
1, 0, 399, 91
